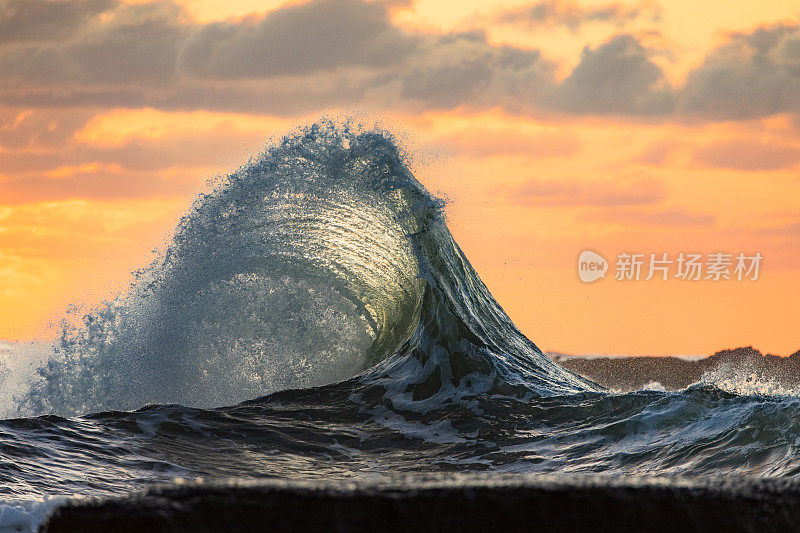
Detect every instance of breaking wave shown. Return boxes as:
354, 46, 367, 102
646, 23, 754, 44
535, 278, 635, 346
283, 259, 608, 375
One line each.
18, 122, 595, 417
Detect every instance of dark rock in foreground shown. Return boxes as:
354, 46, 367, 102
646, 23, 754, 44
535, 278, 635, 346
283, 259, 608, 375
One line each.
552, 346, 800, 391
43, 475, 800, 532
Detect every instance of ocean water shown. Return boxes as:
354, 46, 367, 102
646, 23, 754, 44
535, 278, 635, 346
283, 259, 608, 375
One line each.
2, 123, 799, 531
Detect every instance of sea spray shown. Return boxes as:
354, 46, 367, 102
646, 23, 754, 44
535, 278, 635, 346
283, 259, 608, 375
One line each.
19, 122, 594, 417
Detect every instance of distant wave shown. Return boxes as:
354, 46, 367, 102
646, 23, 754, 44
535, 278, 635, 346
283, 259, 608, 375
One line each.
554, 347, 800, 395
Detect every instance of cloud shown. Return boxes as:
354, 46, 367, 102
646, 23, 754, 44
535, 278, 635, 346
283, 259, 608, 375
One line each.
577, 208, 715, 227
0, 0, 622, 116
513, 177, 666, 206
0, 163, 201, 204
0, 151, 69, 175
438, 127, 580, 158
182, 0, 417, 79
0, 75, 369, 117
635, 139, 680, 165
0, 106, 273, 203
0, 199, 178, 260
679, 24, 800, 119
0, 170, 193, 204
0, 0, 797, 122
550, 35, 674, 115
0, 1, 185, 86
768, 220, 800, 238
397, 31, 555, 110
0, 127, 264, 177
0, 0, 117, 44
0, 108, 94, 148
693, 139, 800, 171
498, 1, 656, 32
753, 212, 800, 242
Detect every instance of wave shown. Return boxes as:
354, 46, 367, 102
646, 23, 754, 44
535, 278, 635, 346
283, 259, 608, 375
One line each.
3, 123, 799, 530
18, 122, 596, 417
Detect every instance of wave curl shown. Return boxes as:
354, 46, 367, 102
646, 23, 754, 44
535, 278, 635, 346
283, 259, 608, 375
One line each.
21, 122, 597, 417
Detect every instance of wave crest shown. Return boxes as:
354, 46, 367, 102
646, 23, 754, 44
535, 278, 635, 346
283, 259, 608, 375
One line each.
21, 122, 596, 417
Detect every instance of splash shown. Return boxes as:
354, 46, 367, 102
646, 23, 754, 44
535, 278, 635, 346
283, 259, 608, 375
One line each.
701, 366, 800, 397
19, 122, 595, 417
0, 341, 51, 419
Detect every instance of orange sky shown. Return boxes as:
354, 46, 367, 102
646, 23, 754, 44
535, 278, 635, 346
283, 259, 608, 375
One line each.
1, 0, 799, 356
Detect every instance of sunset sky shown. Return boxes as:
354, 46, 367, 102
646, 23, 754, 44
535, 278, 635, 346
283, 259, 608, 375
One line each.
1, 0, 799, 356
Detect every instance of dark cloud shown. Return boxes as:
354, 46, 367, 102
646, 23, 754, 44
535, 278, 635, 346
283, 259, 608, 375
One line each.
0, 2, 185, 85
550, 35, 674, 115
0, 0, 556, 115
0, 75, 368, 117
0, 0, 411, 114
513, 177, 666, 206
679, 24, 800, 119
0, 0, 117, 43
398, 32, 554, 110
182, 0, 417, 79
693, 139, 800, 171
498, 0, 655, 32
0, 0, 796, 121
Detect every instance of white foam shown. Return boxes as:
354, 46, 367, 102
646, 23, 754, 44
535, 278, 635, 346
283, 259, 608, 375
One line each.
0, 495, 70, 533
701, 367, 800, 397
641, 381, 666, 392
368, 405, 467, 445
